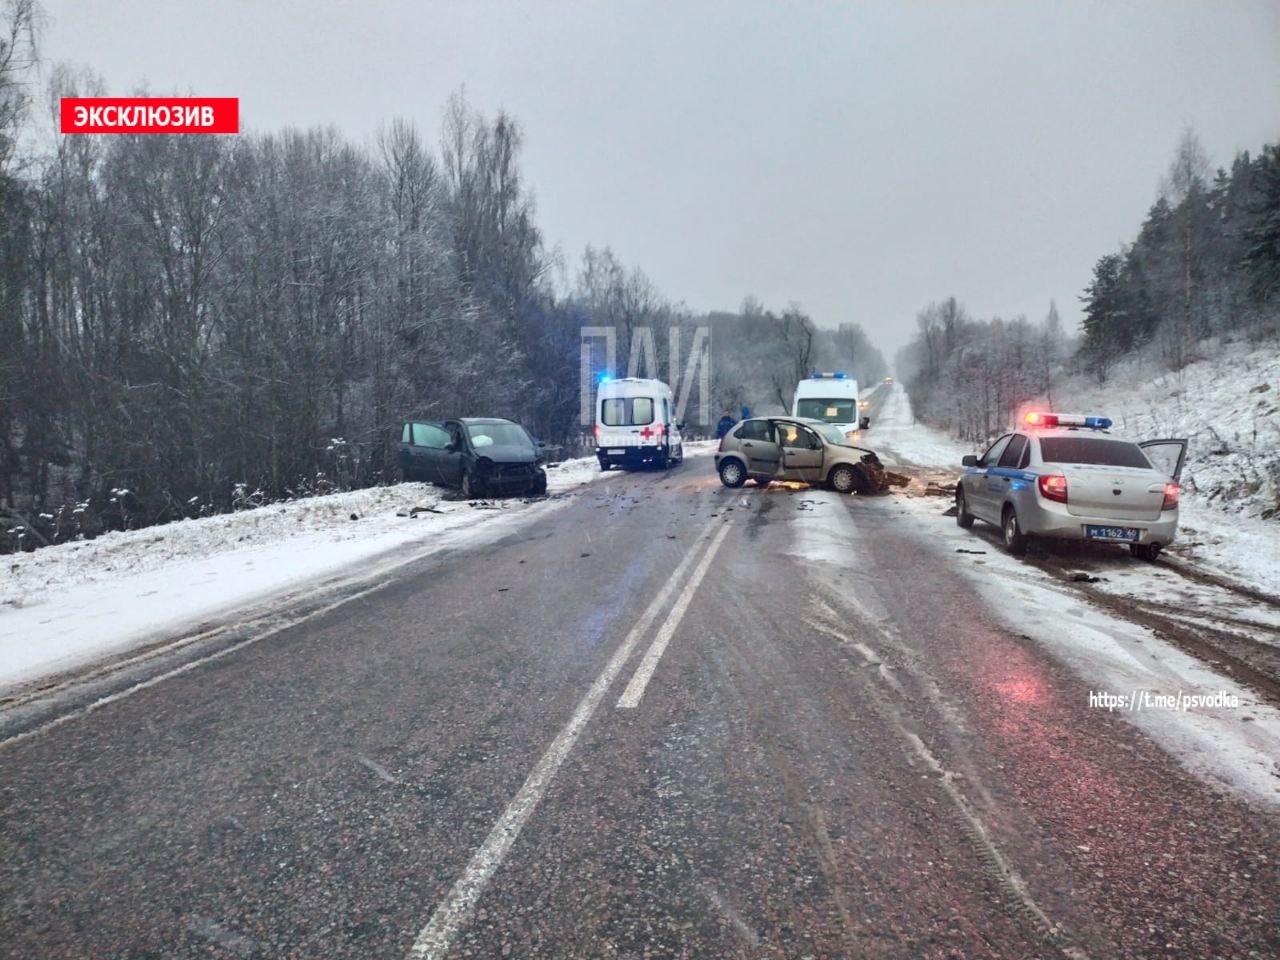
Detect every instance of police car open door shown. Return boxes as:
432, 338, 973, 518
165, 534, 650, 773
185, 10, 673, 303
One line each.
1138, 439, 1187, 483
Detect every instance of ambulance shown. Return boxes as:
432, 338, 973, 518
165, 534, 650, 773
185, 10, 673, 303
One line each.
594, 377, 685, 470
791, 371, 869, 440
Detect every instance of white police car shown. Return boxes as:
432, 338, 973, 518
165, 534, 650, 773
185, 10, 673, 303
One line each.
955, 413, 1186, 560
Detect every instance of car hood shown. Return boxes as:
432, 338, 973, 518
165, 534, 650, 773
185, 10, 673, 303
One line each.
472, 444, 538, 465
828, 443, 876, 458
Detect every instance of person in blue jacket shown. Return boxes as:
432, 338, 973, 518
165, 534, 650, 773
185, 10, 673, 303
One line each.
714, 410, 736, 440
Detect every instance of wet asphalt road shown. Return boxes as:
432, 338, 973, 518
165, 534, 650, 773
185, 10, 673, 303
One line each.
2, 463, 1278, 960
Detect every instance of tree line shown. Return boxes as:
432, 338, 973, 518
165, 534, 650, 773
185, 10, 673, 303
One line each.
1079, 130, 1280, 380
1, 77, 583, 544
896, 129, 1280, 440
703, 298, 887, 418
894, 298, 1066, 443
0, 3, 885, 551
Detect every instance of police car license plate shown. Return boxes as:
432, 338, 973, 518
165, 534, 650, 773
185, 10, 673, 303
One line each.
1084, 524, 1140, 542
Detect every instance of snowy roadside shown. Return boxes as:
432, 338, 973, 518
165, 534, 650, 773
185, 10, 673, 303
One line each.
0, 456, 603, 693
871, 377, 1280, 597
867, 381, 1280, 804
1051, 341, 1280, 592
890, 491, 1280, 805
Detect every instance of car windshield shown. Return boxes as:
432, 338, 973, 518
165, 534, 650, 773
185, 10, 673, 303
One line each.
796, 398, 856, 423
1039, 436, 1152, 468
815, 423, 849, 445
465, 423, 533, 449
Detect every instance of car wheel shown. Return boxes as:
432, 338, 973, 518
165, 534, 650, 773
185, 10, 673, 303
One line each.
956, 487, 975, 528
598, 459, 610, 472
657, 450, 670, 470
718, 458, 746, 488
461, 469, 483, 499
829, 464, 857, 494
1002, 505, 1027, 555
1130, 542, 1162, 562
672, 443, 684, 465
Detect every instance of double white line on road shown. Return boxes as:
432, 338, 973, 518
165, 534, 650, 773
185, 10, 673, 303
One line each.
408, 520, 732, 960
615, 523, 729, 708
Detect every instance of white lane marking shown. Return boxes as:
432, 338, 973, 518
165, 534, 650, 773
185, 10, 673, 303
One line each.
358, 755, 399, 784
408, 520, 724, 960
616, 521, 733, 709
704, 886, 760, 947
805, 616, 1083, 955
0, 583, 388, 750
850, 640, 878, 663
900, 729, 1084, 956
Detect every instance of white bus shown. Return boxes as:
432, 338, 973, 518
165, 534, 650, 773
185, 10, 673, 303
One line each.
791, 371, 869, 440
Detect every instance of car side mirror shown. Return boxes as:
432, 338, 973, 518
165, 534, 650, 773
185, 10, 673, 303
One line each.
445, 441, 459, 453
962, 454, 979, 467
859, 417, 871, 430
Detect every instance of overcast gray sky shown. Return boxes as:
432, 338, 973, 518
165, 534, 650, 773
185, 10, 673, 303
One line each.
37, 0, 1280, 359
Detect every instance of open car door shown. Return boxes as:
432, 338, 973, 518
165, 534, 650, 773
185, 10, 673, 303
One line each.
1139, 439, 1188, 483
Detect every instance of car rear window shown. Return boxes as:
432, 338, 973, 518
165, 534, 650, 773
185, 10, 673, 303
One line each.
1038, 437, 1152, 468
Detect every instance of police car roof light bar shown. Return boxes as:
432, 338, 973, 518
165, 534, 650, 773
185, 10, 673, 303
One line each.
1024, 412, 1112, 430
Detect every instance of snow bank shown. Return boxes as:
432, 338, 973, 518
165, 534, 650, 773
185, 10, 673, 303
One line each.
0, 456, 603, 692
1053, 341, 1280, 522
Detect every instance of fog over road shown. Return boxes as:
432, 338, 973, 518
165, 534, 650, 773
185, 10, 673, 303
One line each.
2, 459, 1277, 959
